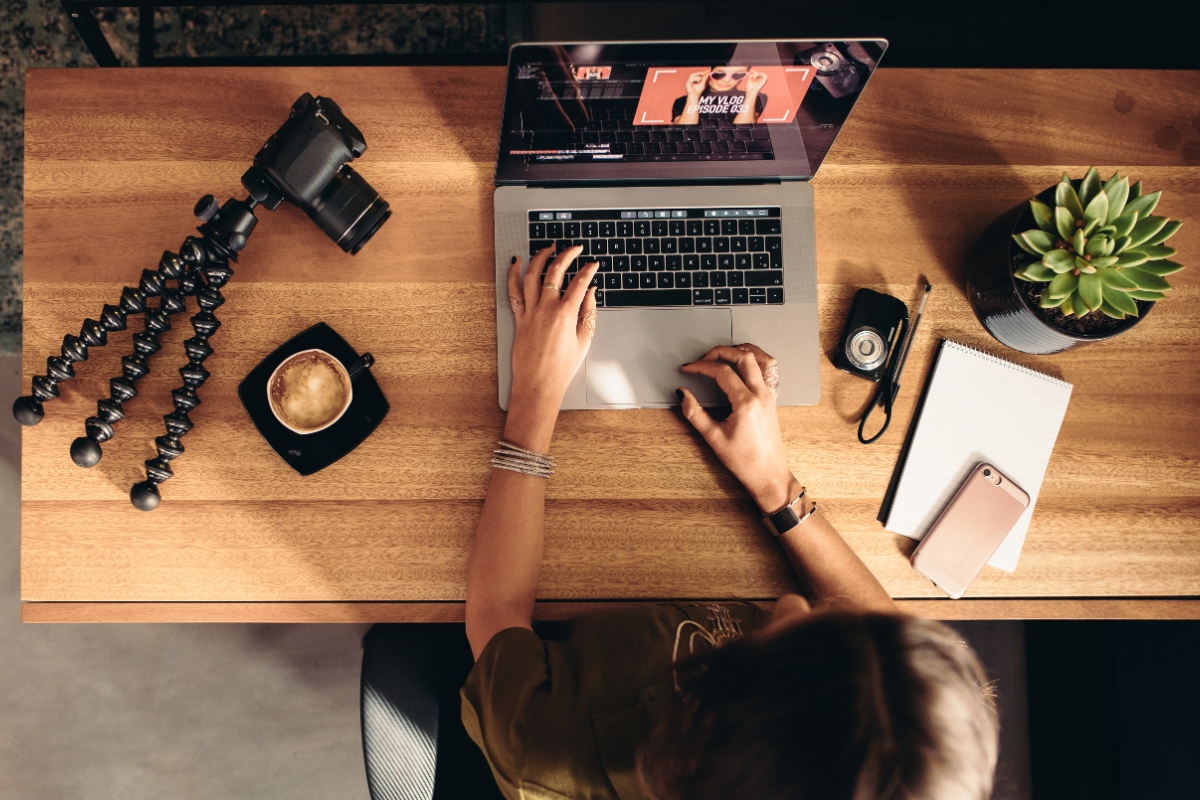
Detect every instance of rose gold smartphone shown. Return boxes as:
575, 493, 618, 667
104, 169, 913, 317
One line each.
910, 463, 1030, 599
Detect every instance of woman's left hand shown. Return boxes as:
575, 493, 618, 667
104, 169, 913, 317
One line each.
504, 245, 599, 447
745, 69, 768, 94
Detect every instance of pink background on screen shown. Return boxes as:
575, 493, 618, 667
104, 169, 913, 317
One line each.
632, 65, 815, 125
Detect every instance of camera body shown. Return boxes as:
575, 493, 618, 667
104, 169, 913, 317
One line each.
834, 288, 909, 382
241, 93, 390, 255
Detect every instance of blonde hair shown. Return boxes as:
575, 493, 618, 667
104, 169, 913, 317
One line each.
640, 612, 998, 800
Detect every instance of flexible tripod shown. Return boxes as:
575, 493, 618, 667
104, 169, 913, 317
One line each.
13, 93, 389, 510
13, 193, 260, 510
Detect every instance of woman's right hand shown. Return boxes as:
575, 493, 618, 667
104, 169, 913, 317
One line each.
679, 344, 801, 514
685, 70, 710, 98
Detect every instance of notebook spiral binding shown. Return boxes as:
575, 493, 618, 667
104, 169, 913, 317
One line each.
942, 340, 1072, 389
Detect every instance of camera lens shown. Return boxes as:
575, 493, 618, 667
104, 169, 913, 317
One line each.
310, 165, 391, 255
983, 469, 991, 476
811, 49, 843, 75
846, 328, 887, 371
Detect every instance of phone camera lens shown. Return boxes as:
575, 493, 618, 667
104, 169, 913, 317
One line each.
983, 469, 991, 476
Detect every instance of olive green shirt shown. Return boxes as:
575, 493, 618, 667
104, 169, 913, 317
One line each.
460, 603, 765, 800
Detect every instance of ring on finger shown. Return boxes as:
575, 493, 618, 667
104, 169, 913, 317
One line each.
543, 282, 562, 291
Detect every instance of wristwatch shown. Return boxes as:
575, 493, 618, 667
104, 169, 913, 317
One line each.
762, 489, 819, 538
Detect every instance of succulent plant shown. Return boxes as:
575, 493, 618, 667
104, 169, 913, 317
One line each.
1011, 168, 1185, 319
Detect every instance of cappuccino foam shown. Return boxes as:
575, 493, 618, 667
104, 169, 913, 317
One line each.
270, 352, 349, 431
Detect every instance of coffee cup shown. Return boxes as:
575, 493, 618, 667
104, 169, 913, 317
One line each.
267, 349, 374, 435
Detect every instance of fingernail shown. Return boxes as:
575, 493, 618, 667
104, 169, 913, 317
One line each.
675, 389, 684, 400
510, 256, 517, 265
681, 362, 690, 367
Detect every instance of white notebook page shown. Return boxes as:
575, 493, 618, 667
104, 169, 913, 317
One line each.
885, 340, 1073, 572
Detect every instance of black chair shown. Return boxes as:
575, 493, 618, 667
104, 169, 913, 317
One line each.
360, 624, 505, 800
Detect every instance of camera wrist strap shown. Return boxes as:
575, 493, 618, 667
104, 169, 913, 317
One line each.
857, 316, 909, 445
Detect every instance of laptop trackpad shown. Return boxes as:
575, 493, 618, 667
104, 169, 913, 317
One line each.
586, 309, 733, 406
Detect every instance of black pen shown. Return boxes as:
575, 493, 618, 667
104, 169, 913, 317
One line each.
887, 284, 932, 400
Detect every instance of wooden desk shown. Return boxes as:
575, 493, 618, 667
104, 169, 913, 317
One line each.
21, 67, 1200, 622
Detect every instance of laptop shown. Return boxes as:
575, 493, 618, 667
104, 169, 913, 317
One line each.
494, 39, 886, 409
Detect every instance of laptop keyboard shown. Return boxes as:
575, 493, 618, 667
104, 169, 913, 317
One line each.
528, 207, 784, 307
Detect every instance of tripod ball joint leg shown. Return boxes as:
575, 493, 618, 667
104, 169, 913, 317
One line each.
71, 252, 194, 468
129, 196, 252, 510
11, 299, 136, 426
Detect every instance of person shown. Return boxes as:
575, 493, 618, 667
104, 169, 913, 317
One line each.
672, 66, 768, 125
462, 244, 999, 800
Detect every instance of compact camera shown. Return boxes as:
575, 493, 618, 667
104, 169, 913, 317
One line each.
834, 288, 910, 382
241, 93, 391, 255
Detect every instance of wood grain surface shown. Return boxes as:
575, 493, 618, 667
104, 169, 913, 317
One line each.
21, 67, 1200, 621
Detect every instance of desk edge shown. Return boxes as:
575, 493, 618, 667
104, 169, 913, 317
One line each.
20, 598, 1200, 623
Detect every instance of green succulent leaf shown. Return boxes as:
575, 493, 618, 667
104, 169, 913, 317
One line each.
1103, 175, 1130, 223
1113, 235, 1132, 254
1096, 225, 1117, 237
1029, 199, 1056, 234
1137, 259, 1185, 276
1077, 272, 1103, 311
1043, 249, 1075, 272
1128, 290, 1165, 301
1079, 167, 1102, 208
1085, 236, 1109, 257
1124, 190, 1161, 219
1072, 228, 1087, 254
1082, 216, 1101, 237
1090, 256, 1119, 268
1013, 229, 1056, 255
1014, 269, 1036, 282
1040, 291, 1067, 309
1097, 267, 1138, 290
1114, 251, 1150, 268
1103, 238, 1115, 256
1103, 283, 1140, 315
1121, 268, 1172, 292
1056, 180, 1085, 221
1076, 257, 1096, 273
1129, 180, 1143, 201
1144, 220, 1182, 247
1131, 245, 1176, 261
1129, 215, 1170, 247
1099, 299, 1127, 319
1023, 263, 1057, 281
1112, 211, 1139, 238
1083, 191, 1109, 231
1055, 206, 1076, 240
1072, 293, 1091, 317
1046, 271, 1079, 300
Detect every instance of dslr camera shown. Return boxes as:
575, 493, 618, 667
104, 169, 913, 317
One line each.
241, 93, 391, 254
834, 288, 909, 382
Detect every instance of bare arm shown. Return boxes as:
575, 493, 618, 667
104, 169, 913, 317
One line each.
465, 245, 599, 659
673, 70, 709, 125
732, 70, 767, 125
680, 345, 896, 613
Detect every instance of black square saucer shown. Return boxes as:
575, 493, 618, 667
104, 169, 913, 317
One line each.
238, 322, 389, 476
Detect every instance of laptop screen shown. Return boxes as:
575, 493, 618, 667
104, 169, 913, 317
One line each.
496, 40, 886, 185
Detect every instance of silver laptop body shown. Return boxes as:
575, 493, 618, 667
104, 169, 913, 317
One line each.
493, 40, 886, 410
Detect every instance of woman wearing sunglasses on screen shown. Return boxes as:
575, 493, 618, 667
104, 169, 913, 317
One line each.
462, 245, 999, 800
673, 65, 768, 125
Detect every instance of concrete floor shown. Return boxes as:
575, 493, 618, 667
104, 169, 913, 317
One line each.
0, 356, 373, 800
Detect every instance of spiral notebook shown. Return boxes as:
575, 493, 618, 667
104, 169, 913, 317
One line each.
880, 340, 1073, 572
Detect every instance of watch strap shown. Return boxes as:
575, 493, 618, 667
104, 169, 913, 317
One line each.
763, 489, 812, 537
